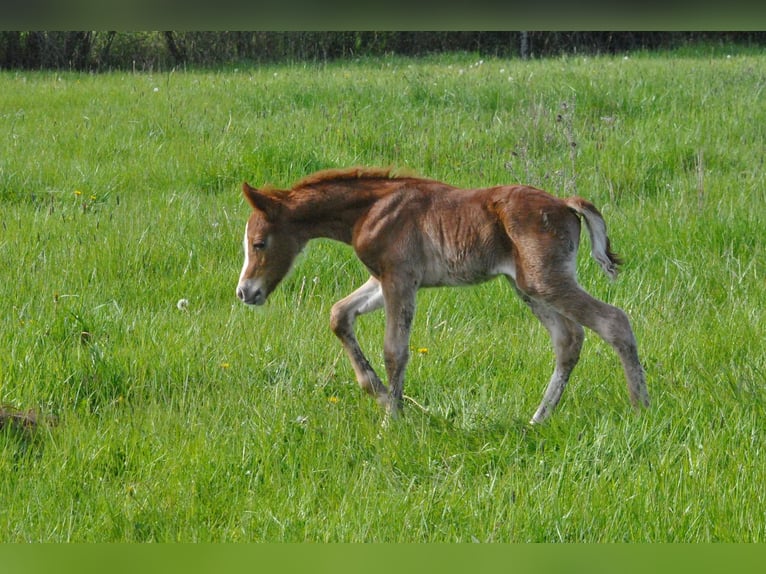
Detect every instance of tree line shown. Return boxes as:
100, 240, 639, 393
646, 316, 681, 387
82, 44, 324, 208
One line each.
1, 31, 763, 71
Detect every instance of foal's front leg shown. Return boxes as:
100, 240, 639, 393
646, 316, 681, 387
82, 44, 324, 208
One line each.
329, 277, 389, 405
380, 278, 418, 417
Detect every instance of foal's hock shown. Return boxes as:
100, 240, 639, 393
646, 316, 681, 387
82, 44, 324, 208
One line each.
236, 167, 650, 423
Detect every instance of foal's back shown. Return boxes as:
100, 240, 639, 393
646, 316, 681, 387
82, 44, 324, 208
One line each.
352, 180, 580, 289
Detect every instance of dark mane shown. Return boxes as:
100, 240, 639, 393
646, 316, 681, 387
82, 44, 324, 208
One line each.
292, 166, 417, 189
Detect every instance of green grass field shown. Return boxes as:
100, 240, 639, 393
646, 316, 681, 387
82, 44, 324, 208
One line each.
1, 46, 765, 542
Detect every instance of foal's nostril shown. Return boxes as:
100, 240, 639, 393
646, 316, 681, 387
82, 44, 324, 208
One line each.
236, 286, 245, 301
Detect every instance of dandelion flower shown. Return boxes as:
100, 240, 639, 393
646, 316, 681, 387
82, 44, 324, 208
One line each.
417, 347, 429, 355
220, 362, 230, 369
328, 396, 339, 404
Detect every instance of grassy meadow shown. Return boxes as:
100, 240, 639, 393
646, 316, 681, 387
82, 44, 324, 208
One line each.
1, 46, 765, 542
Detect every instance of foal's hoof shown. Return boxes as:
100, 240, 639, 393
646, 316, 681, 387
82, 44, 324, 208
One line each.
375, 393, 401, 413
375, 395, 402, 431
382, 406, 402, 427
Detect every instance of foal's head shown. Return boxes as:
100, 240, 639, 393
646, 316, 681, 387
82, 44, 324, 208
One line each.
236, 182, 303, 306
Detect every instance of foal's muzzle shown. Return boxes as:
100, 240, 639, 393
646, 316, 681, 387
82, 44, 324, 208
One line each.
236, 283, 265, 306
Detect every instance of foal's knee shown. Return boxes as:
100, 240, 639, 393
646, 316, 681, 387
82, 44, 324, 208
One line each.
329, 302, 350, 338
383, 343, 409, 371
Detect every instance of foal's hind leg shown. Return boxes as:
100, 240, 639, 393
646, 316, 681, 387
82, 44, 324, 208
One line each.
329, 277, 389, 404
549, 283, 650, 412
517, 291, 585, 424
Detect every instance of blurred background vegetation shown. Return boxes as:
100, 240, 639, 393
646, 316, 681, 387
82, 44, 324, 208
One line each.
2, 31, 765, 71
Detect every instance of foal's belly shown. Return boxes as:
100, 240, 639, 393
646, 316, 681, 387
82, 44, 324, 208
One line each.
420, 252, 516, 287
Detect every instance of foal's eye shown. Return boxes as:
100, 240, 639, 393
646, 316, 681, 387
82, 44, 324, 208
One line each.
252, 240, 267, 251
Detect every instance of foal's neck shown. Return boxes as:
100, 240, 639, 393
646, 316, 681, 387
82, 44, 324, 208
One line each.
287, 178, 400, 244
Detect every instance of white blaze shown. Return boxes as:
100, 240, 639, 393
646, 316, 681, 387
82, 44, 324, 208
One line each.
239, 222, 250, 284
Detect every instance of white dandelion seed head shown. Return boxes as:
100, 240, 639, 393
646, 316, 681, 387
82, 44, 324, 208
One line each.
176, 298, 189, 311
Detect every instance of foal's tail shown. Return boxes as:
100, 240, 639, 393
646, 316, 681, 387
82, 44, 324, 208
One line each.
565, 197, 623, 280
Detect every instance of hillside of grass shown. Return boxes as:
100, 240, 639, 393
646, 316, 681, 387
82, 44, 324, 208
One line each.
0, 48, 764, 541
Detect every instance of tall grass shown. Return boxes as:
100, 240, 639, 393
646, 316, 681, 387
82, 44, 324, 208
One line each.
1, 47, 765, 541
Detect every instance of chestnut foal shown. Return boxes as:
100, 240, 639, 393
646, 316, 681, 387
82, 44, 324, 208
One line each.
236, 167, 649, 424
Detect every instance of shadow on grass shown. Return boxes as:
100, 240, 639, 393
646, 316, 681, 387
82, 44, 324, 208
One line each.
400, 396, 547, 454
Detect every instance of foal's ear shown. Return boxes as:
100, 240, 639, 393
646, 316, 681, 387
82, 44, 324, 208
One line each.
242, 182, 281, 219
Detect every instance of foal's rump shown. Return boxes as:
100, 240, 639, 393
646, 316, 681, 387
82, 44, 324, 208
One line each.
490, 186, 622, 295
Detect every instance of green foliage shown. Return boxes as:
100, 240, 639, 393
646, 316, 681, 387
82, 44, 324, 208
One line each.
0, 51, 764, 541
3, 32, 764, 71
